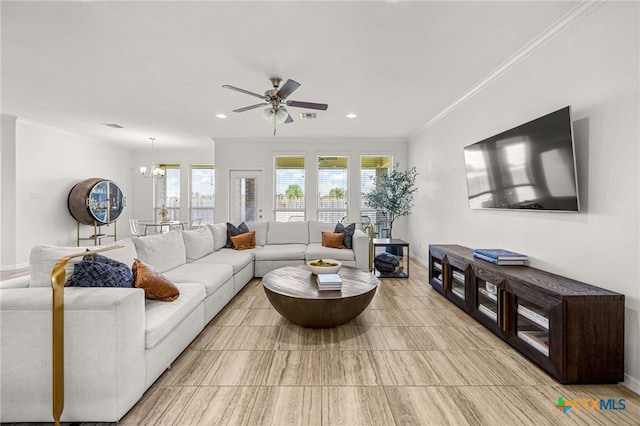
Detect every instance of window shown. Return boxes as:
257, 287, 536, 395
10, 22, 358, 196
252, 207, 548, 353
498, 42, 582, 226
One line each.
190, 164, 215, 225
317, 156, 348, 222
361, 155, 391, 236
275, 156, 305, 222
155, 164, 180, 221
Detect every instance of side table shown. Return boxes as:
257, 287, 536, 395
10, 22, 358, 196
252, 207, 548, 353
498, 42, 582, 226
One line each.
372, 238, 410, 278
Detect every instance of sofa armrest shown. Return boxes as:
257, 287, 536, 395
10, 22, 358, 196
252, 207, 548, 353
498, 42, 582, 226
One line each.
352, 229, 371, 272
0, 287, 147, 422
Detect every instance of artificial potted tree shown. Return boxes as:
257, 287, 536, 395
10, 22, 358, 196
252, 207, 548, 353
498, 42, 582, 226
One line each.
365, 164, 418, 268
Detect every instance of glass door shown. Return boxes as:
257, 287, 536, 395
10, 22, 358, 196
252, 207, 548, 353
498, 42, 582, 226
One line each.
515, 298, 550, 356
229, 170, 264, 223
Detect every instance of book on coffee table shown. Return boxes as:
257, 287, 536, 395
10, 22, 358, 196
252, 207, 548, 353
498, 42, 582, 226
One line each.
317, 273, 342, 290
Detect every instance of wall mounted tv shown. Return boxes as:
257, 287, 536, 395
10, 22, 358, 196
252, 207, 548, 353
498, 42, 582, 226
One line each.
463, 106, 580, 212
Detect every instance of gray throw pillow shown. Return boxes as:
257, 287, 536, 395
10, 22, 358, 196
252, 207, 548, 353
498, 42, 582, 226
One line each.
334, 222, 356, 249
225, 222, 249, 248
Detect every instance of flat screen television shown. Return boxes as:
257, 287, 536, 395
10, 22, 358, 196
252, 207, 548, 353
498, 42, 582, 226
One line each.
463, 106, 579, 212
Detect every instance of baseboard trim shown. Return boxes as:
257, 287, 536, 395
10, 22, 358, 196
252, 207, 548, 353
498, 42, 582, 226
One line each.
623, 373, 640, 394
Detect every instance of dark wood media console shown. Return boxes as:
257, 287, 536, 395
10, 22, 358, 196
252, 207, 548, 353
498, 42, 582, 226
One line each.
428, 244, 624, 384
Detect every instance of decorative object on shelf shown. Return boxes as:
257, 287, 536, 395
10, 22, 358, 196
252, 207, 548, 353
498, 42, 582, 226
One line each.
364, 163, 418, 240
139, 137, 165, 179
159, 205, 169, 223
68, 178, 124, 245
50, 245, 124, 426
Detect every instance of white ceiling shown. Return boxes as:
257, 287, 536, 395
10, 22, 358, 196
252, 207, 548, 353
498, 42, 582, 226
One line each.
1, 1, 579, 149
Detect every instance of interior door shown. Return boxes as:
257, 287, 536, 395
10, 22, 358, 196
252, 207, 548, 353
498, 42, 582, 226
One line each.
229, 169, 264, 223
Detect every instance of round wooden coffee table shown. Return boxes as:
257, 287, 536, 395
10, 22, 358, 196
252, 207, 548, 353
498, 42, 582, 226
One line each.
262, 265, 378, 328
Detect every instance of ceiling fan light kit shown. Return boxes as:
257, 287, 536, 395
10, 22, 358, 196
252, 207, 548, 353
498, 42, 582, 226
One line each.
223, 76, 328, 135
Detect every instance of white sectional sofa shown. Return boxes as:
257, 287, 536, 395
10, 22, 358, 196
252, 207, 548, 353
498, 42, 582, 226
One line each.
0, 220, 369, 422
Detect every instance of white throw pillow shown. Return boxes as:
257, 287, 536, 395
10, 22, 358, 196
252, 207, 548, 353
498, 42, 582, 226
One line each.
308, 220, 337, 244
247, 221, 269, 246
29, 238, 138, 288
209, 223, 228, 251
182, 227, 215, 262
133, 230, 186, 273
267, 221, 309, 245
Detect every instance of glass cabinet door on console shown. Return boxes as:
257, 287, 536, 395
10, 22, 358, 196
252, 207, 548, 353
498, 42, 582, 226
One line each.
443, 258, 471, 312
506, 285, 562, 378
471, 268, 509, 337
515, 298, 550, 356
429, 255, 445, 294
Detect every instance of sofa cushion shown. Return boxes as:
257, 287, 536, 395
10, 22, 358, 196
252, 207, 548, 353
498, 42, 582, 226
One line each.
309, 221, 336, 244
247, 221, 269, 246
162, 263, 233, 296
66, 254, 134, 288
267, 221, 309, 245
321, 232, 346, 249
133, 230, 186, 273
254, 244, 307, 261
231, 231, 255, 250
29, 238, 138, 288
144, 283, 205, 349
224, 222, 249, 248
182, 227, 214, 262
335, 222, 356, 249
133, 259, 180, 302
306, 243, 356, 262
209, 223, 228, 251
193, 249, 254, 275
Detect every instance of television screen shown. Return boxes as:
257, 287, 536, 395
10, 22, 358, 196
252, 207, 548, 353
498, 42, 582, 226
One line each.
464, 106, 579, 212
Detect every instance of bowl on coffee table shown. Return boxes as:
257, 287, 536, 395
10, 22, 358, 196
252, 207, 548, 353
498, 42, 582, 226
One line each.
307, 259, 342, 275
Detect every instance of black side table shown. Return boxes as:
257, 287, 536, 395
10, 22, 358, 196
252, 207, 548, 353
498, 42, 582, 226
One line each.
372, 238, 410, 278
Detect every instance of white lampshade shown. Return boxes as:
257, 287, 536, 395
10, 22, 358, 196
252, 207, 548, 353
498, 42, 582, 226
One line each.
263, 107, 288, 124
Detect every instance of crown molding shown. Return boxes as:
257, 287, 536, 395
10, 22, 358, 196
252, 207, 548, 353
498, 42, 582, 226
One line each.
410, 0, 606, 139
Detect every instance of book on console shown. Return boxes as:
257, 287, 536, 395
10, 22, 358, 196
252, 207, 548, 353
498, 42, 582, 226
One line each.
473, 248, 528, 260
473, 252, 526, 265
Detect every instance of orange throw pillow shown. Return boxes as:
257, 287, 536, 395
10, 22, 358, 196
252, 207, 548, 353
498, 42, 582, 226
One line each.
322, 232, 346, 249
231, 231, 256, 250
132, 258, 180, 302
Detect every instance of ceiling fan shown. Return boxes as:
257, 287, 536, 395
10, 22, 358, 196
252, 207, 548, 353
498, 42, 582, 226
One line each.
222, 77, 328, 134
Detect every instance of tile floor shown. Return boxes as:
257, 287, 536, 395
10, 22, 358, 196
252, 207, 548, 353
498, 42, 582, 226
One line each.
13, 260, 640, 425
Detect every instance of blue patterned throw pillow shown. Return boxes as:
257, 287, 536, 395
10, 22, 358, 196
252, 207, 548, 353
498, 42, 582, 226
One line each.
66, 253, 134, 288
334, 222, 356, 249
225, 222, 249, 248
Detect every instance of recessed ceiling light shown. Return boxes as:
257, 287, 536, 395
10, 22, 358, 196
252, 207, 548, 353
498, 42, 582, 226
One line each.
215, 113, 227, 119
346, 113, 357, 119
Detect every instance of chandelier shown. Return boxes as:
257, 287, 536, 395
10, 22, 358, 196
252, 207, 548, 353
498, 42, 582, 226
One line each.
140, 137, 165, 179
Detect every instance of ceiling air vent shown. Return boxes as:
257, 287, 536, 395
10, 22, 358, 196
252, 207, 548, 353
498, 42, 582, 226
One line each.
299, 112, 317, 120
102, 123, 124, 129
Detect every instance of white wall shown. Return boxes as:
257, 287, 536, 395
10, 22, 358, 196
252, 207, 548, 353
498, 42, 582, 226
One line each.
407, 2, 639, 390
1, 118, 134, 268
214, 137, 407, 230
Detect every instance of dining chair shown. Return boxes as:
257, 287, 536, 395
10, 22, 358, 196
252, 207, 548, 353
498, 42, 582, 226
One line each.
129, 219, 142, 236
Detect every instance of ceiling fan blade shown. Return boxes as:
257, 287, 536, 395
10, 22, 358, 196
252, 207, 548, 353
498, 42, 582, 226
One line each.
279, 106, 294, 123
222, 85, 269, 100
276, 79, 301, 99
232, 103, 268, 113
286, 100, 328, 111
